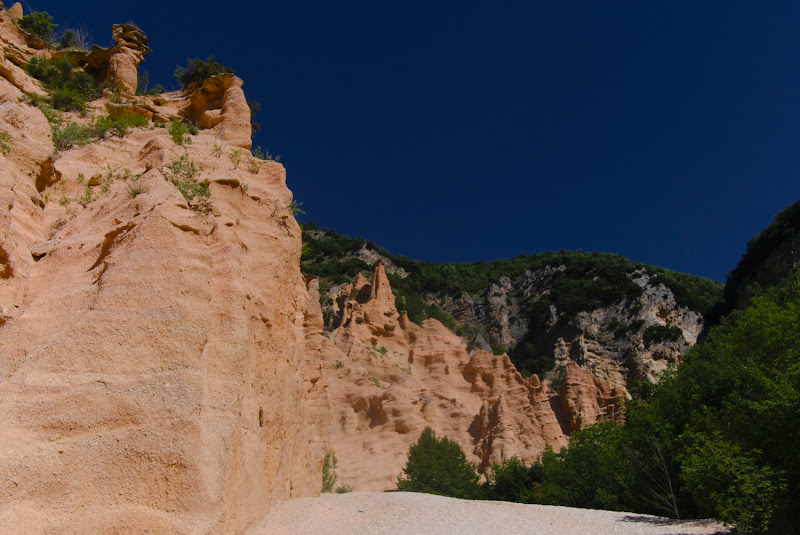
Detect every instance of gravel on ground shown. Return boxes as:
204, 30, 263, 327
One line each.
246, 492, 732, 535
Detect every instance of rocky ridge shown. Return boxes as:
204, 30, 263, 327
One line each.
0, 14, 319, 534
305, 261, 624, 490
0, 8, 717, 533
302, 226, 720, 392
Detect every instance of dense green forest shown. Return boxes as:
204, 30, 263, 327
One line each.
717, 199, 800, 320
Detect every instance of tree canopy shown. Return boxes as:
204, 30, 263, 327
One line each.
397, 427, 482, 500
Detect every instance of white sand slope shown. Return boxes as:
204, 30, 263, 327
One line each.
247, 492, 732, 535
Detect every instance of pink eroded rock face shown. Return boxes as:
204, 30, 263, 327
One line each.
181, 74, 253, 150
107, 25, 151, 95
310, 261, 626, 491
0, 20, 322, 534
6, 3, 22, 21
0, 16, 629, 530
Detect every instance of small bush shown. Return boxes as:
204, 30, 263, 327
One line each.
59, 28, 89, 50
174, 57, 234, 88
642, 325, 683, 347
0, 132, 11, 155
228, 148, 242, 168
253, 146, 280, 162
47, 106, 145, 152
248, 156, 262, 174
52, 122, 95, 152
322, 451, 338, 493
94, 111, 148, 137
127, 180, 148, 198
168, 119, 197, 145
166, 154, 208, 202
18, 11, 57, 42
397, 427, 483, 499
79, 184, 94, 206
25, 56, 98, 111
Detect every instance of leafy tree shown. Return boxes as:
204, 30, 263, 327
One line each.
484, 457, 534, 503
715, 199, 800, 323
174, 56, 234, 88
397, 427, 483, 499
642, 324, 684, 347
18, 11, 57, 42
530, 421, 627, 511
680, 432, 785, 533
247, 100, 261, 133
659, 269, 800, 533
525, 266, 800, 533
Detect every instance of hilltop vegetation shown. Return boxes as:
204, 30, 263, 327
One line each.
301, 223, 722, 374
302, 223, 721, 318
715, 199, 800, 319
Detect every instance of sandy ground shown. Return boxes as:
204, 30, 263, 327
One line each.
247, 492, 732, 535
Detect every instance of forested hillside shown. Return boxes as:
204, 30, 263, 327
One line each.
301, 222, 722, 383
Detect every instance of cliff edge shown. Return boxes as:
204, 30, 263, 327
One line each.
0, 14, 324, 534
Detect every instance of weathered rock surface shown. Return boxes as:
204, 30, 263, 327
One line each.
0, 14, 42, 93
82, 24, 151, 95
304, 228, 715, 394
1, 14, 652, 531
6, 3, 22, 21
308, 261, 622, 491
559, 361, 625, 432
0, 20, 323, 534
181, 73, 253, 150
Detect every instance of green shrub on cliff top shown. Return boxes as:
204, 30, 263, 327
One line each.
18, 11, 57, 42
300, 225, 722, 321
174, 57, 234, 88
25, 56, 98, 111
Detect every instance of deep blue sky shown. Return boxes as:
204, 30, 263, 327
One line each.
31, 1, 800, 281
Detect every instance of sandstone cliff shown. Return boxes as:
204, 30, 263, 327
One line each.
0, 15, 323, 534
0, 8, 716, 531
302, 226, 721, 394
306, 261, 624, 491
